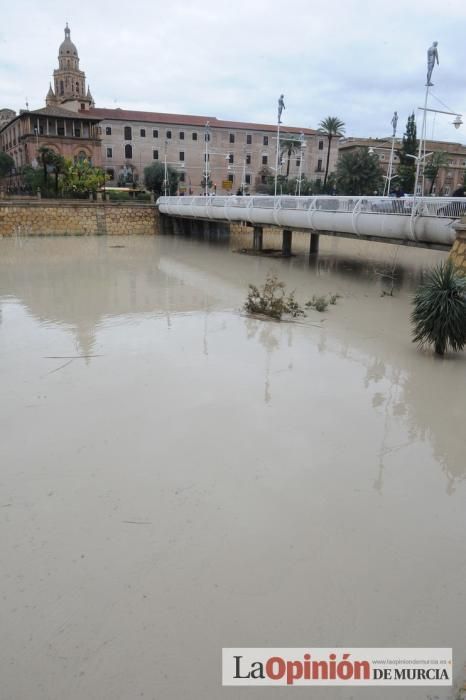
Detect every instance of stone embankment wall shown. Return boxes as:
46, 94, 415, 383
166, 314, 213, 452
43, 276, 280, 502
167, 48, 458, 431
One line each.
0, 200, 159, 236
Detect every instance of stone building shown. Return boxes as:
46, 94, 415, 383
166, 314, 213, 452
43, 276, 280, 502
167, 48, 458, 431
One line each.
87, 107, 334, 193
0, 24, 336, 193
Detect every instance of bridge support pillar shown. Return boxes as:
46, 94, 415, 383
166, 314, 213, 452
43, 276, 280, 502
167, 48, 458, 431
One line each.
253, 226, 263, 251
282, 229, 292, 257
309, 233, 319, 254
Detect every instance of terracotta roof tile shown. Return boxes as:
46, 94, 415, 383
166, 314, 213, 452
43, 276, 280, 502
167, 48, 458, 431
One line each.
83, 107, 317, 135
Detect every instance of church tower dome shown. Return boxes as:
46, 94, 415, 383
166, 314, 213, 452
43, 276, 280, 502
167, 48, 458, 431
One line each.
48, 24, 94, 112
59, 23, 78, 58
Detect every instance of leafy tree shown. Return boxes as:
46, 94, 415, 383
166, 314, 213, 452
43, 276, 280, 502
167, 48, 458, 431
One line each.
61, 158, 107, 195
0, 152, 14, 177
280, 137, 301, 178
424, 152, 447, 195
397, 113, 418, 193
412, 260, 466, 355
336, 147, 383, 195
318, 116, 345, 188
144, 162, 179, 196
255, 165, 274, 194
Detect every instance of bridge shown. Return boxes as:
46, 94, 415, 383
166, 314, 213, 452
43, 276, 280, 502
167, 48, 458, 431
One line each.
157, 195, 465, 253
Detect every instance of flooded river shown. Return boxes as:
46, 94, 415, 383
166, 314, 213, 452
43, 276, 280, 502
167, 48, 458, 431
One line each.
0, 232, 465, 700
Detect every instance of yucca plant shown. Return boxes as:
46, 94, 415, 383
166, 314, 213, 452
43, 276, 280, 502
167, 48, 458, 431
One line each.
411, 260, 466, 356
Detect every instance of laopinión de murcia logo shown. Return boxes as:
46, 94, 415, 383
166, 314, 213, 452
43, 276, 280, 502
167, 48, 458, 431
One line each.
222, 648, 453, 686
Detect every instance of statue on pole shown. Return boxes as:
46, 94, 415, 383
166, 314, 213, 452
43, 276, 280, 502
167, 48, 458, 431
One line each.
391, 111, 398, 137
426, 41, 439, 86
277, 94, 285, 124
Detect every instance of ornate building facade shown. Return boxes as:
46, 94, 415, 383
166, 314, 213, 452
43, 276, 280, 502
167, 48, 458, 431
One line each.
0, 25, 101, 179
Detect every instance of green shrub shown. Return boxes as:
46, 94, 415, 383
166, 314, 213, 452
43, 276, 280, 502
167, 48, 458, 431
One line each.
108, 191, 130, 201
244, 274, 305, 320
411, 260, 466, 355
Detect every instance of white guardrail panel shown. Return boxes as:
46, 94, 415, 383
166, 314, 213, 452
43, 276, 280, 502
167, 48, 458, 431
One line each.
157, 195, 462, 245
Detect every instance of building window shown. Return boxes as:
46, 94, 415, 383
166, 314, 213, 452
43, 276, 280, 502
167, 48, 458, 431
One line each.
106, 168, 114, 180
316, 177, 322, 186
180, 173, 185, 182
296, 158, 301, 167
204, 153, 210, 161
60, 80, 64, 95
179, 131, 185, 140
124, 126, 132, 140
106, 126, 112, 135
261, 175, 267, 184
263, 136, 269, 146
317, 159, 323, 171
246, 154, 251, 165
140, 129, 146, 137
262, 155, 268, 165
246, 134, 252, 145
106, 147, 113, 158
153, 150, 159, 160
166, 130, 172, 139
229, 133, 235, 144
204, 132, 210, 142
179, 151, 185, 161
229, 153, 234, 164
245, 174, 251, 184
153, 129, 158, 138
125, 144, 133, 159
192, 132, 198, 141
228, 173, 234, 182
318, 140, 324, 150
80, 103, 85, 110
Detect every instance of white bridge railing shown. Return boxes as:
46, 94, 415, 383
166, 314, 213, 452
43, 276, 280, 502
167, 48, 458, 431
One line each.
157, 195, 464, 247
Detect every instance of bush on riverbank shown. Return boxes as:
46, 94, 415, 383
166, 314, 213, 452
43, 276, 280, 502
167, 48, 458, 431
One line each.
411, 260, 466, 356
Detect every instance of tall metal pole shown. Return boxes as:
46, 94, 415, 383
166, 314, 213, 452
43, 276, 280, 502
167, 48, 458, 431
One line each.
414, 84, 429, 200
163, 140, 168, 196
204, 121, 210, 196
274, 121, 281, 197
385, 125, 397, 196
297, 132, 305, 196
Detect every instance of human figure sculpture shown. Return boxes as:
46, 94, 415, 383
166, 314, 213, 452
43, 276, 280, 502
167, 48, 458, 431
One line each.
391, 111, 398, 137
427, 42, 439, 86
278, 94, 285, 124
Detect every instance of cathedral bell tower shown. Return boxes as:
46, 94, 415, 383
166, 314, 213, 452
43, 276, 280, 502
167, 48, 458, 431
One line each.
45, 23, 95, 112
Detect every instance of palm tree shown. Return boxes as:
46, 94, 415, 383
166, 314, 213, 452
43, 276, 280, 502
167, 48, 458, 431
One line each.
280, 137, 301, 178
318, 116, 345, 188
412, 260, 466, 355
37, 146, 57, 187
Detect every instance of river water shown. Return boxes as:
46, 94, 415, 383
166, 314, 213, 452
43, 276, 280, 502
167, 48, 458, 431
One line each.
0, 232, 465, 700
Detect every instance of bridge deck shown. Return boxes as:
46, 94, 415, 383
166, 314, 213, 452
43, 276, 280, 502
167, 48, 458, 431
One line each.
157, 195, 464, 249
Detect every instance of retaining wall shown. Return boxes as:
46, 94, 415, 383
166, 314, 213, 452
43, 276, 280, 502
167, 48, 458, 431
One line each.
0, 200, 159, 236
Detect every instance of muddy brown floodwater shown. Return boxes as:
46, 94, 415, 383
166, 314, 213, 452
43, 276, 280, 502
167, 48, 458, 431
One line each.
0, 232, 465, 700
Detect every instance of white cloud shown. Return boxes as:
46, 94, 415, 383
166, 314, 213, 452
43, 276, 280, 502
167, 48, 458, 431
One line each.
1, 0, 466, 142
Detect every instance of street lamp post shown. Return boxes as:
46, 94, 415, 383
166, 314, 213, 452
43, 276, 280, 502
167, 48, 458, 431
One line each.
163, 140, 168, 196
204, 121, 211, 196
274, 94, 285, 197
297, 133, 306, 196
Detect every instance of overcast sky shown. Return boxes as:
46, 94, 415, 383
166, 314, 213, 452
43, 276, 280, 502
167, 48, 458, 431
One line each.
1, 0, 466, 143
